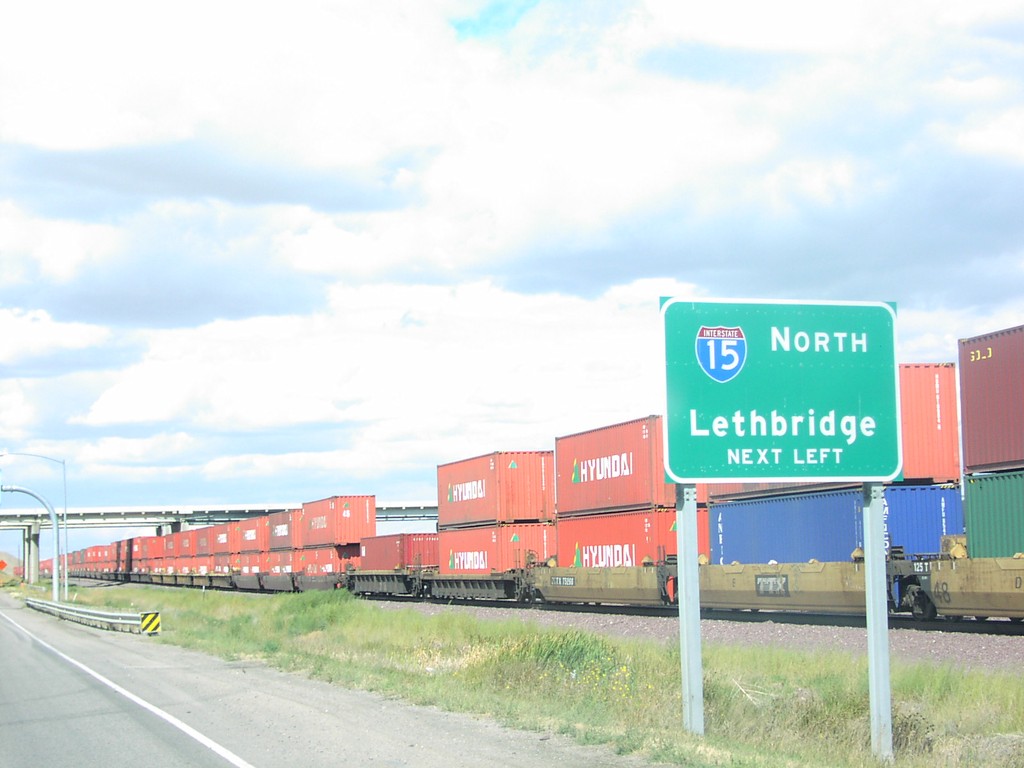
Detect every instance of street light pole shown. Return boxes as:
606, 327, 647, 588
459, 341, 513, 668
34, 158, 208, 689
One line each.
0, 484, 60, 602
0, 450, 69, 600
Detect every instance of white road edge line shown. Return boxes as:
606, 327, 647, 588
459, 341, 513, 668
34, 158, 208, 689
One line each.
0, 608, 257, 768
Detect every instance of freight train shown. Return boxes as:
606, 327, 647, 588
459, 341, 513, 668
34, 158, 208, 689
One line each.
52, 524, 1024, 623
46, 326, 1024, 624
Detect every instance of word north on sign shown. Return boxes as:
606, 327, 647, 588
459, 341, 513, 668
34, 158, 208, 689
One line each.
662, 299, 902, 483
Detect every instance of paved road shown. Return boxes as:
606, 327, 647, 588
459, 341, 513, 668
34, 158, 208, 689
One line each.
0, 595, 242, 767
0, 592, 669, 768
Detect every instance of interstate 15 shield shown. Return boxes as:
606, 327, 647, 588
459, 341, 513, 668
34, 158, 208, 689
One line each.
661, 298, 902, 483
695, 326, 747, 383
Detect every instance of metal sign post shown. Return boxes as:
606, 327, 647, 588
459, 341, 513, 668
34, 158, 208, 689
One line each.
675, 483, 703, 734
864, 482, 894, 759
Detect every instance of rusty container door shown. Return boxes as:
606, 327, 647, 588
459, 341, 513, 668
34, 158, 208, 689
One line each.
960, 325, 1024, 473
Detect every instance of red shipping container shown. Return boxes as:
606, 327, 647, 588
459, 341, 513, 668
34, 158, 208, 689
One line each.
142, 535, 166, 560
299, 495, 377, 547
959, 325, 1024, 473
210, 523, 238, 555
179, 529, 197, 556
555, 507, 709, 568
238, 552, 267, 575
556, 416, 670, 514
295, 545, 358, 575
267, 550, 297, 574
213, 553, 237, 574
194, 527, 213, 556
899, 363, 961, 482
237, 517, 270, 554
438, 523, 555, 574
359, 533, 440, 571
268, 510, 300, 551
111, 539, 132, 572
437, 451, 555, 527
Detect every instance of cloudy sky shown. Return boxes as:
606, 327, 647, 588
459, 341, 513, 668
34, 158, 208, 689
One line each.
2, 1, 1023, 554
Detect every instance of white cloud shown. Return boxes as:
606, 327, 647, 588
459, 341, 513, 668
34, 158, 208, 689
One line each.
0, 3, 465, 158
928, 75, 1016, 104
639, 0, 877, 54
757, 158, 858, 213
77, 279, 700, 445
77, 314, 344, 428
0, 308, 110, 364
638, 0, 1024, 55
938, 107, 1024, 164
898, 300, 1024, 362
0, 202, 124, 283
0, 382, 35, 439
79, 433, 199, 466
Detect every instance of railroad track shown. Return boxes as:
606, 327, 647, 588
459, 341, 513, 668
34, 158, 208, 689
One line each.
363, 594, 1024, 636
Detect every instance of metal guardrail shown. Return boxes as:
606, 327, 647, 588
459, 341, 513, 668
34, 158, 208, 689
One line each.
25, 597, 160, 635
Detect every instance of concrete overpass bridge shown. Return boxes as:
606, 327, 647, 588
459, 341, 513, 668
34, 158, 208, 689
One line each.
1, 503, 438, 584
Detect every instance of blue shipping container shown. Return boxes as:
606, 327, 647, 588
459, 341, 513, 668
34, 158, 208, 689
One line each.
710, 485, 964, 565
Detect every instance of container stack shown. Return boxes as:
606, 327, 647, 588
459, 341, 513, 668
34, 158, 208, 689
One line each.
294, 495, 375, 581
194, 527, 213, 574
60, 494, 374, 587
262, 508, 300, 589
553, 416, 710, 567
959, 325, 1024, 558
210, 525, 237, 576
436, 451, 555, 574
124, 534, 167, 577
236, 516, 270, 586
706, 363, 965, 564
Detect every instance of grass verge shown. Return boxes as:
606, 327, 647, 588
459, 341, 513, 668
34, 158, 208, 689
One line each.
37, 584, 1024, 768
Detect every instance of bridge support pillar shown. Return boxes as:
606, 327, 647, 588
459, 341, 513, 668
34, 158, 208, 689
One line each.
25, 523, 40, 584
157, 520, 182, 536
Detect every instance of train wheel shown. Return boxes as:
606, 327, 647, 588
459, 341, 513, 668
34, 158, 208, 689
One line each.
908, 585, 937, 621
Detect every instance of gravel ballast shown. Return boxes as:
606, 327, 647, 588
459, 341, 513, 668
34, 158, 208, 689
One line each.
375, 600, 1024, 672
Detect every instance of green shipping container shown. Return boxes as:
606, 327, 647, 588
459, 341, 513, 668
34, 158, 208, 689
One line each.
964, 471, 1024, 558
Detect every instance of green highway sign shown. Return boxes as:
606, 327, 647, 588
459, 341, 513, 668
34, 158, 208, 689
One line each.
662, 299, 902, 483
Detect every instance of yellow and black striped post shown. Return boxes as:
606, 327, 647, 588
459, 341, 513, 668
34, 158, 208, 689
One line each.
140, 611, 161, 635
